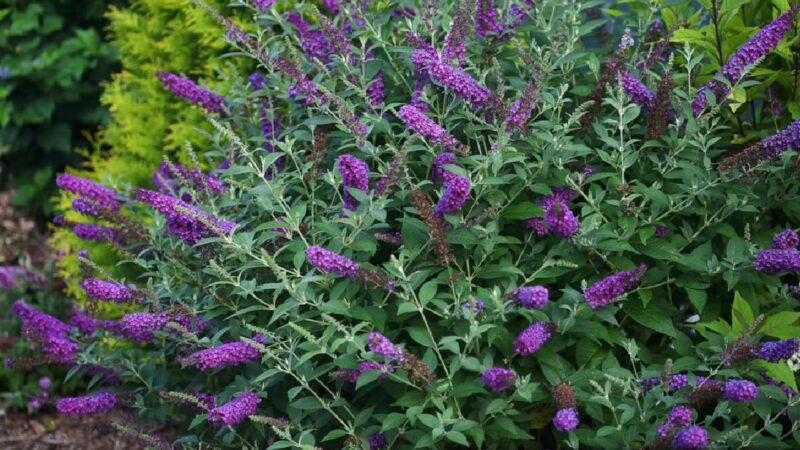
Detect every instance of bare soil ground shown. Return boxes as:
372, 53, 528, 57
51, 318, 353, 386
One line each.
0, 413, 149, 450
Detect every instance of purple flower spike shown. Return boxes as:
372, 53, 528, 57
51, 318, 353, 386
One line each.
620, 71, 655, 111
432, 153, 459, 186
12, 300, 78, 364
524, 188, 579, 238
80, 278, 134, 303
135, 189, 235, 245
306, 246, 360, 279
482, 368, 516, 392
208, 392, 261, 427
435, 174, 470, 216
584, 265, 647, 309
476, 0, 502, 38
369, 432, 389, 450
513, 321, 556, 356
338, 155, 369, 211
515, 286, 549, 309
156, 71, 226, 114
56, 392, 116, 416
55, 174, 120, 212
672, 426, 708, 450
755, 339, 800, 363
397, 105, 464, 153
119, 312, 170, 343
724, 379, 758, 402
692, 7, 798, 116
552, 408, 579, 432
657, 406, 693, 437
185, 337, 265, 371
754, 249, 800, 273
772, 229, 799, 250
368, 332, 404, 361
73, 224, 118, 243
428, 59, 498, 110
252, 0, 274, 11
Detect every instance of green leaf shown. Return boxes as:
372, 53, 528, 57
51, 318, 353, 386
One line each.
756, 360, 798, 391
322, 429, 349, 442
732, 292, 755, 335
502, 203, 545, 220
624, 299, 677, 337
759, 311, 800, 339
406, 326, 434, 347
686, 288, 707, 314
446, 431, 470, 447
419, 280, 438, 304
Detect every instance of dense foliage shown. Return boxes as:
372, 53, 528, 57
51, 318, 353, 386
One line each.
0, 0, 123, 215
6, 0, 800, 449
49, 0, 253, 297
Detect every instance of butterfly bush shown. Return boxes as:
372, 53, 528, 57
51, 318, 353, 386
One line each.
8, 1, 800, 449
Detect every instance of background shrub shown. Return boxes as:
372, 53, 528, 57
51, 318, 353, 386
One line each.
0, 0, 123, 216
8, 0, 800, 449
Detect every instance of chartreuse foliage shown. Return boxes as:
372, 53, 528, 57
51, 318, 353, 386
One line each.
9, 0, 800, 449
0, 0, 123, 215
49, 0, 253, 297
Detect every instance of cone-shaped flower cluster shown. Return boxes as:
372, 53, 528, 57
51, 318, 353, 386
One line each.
620, 71, 655, 111
657, 406, 693, 437
184, 336, 265, 371
513, 321, 556, 355
671, 426, 708, 450
56, 392, 117, 415
397, 105, 464, 152
208, 392, 261, 427
514, 286, 549, 309
338, 155, 369, 211
583, 264, 647, 308
772, 229, 799, 249
80, 278, 134, 303
56, 173, 120, 214
482, 368, 516, 392
157, 71, 226, 114
307, 246, 360, 279
12, 300, 78, 364
552, 384, 579, 432
119, 312, 170, 343
524, 188, 579, 238
135, 189, 235, 245
152, 162, 225, 200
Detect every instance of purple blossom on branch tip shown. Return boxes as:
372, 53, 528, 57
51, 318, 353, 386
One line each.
771, 229, 799, 249
369, 432, 389, 450
397, 105, 464, 153
368, 332, 404, 361
208, 392, 261, 427
671, 426, 708, 450
252, 0, 274, 11
552, 408, 579, 432
135, 189, 235, 245
723, 379, 758, 402
152, 162, 225, 200
80, 278, 134, 303
692, 7, 798, 116
338, 155, 370, 211
514, 286, 549, 309
434, 174, 470, 216
156, 71, 226, 114
428, 58, 499, 110
482, 368, 516, 392
72, 224, 118, 244
184, 336, 265, 370
753, 249, 800, 273
755, 339, 800, 362
619, 71, 655, 111
583, 264, 647, 309
56, 174, 120, 212
657, 406, 693, 437
119, 313, 169, 343
12, 300, 78, 364
432, 152, 459, 186
56, 392, 117, 415
513, 321, 555, 355
524, 188, 579, 238
306, 246, 360, 279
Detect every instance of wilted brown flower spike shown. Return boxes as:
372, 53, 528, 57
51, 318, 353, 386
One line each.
580, 55, 624, 131
408, 187, 454, 267
645, 73, 674, 141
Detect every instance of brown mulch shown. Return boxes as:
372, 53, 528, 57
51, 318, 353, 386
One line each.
0, 413, 153, 450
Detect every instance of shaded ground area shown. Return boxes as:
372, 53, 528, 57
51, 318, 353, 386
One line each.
0, 413, 149, 450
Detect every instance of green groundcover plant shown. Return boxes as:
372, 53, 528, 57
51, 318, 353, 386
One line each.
5, 0, 800, 449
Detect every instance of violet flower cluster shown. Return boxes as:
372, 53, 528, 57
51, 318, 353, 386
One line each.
640, 374, 690, 393
753, 248, 800, 273
208, 392, 261, 427
12, 300, 78, 364
432, 152, 459, 186
513, 321, 556, 356
119, 312, 170, 343
552, 408, 579, 432
0, 266, 40, 289
583, 264, 647, 309
135, 189, 235, 245
184, 336, 265, 370
671, 426, 708, 450
306, 246, 360, 279
72, 223, 118, 243
156, 71, 226, 114
754, 338, 800, 363
56, 173, 120, 214
434, 173, 470, 216
368, 332, 405, 362
338, 154, 370, 211
692, 7, 798, 116
397, 105, 464, 152
80, 278, 134, 303
723, 379, 759, 402
771, 229, 799, 249
524, 188, 579, 238
514, 286, 549, 309
657, 406, 693, 437
482, 367, 516, 392
368, 432, 389, 450
619, 71, 655, 111
286, 13, 337, 65
56, 391, 117, 416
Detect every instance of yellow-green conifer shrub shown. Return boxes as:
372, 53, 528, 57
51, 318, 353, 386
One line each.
51, 0, 251, 297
